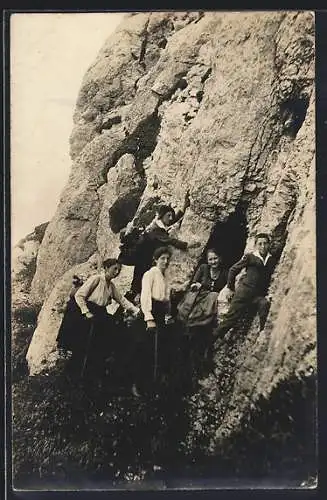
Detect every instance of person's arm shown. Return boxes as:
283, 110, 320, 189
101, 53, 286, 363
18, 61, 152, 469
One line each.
74, 275, 101, 315
190, 264, 205, 290
149, 227, 188, 250
193, 264, 206, 284
167, 235, 188, 250
140, 271, 154, 323
110, 282, 139, 315
227, 254, 249, 291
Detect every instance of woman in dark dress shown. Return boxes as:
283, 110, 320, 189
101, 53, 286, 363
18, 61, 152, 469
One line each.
191, 248, 228, 295
178, 248, 228, 381
56, 258, 139, 378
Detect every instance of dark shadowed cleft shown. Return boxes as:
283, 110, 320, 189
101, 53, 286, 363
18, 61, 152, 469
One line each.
201, 202, 248, 268
110, 112, 161, 175
100, 115, 122, 131
132, 196, 162, 228
201, 67, 212, 84
109, 188, 145, 233
280, 95, 310, 138
196, 90, 204, 103
157, 37, 167, 49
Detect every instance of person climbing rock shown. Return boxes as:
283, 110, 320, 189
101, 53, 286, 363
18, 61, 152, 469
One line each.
214, 233, 276, 344
129, 204, 188, 296
56, 258, 139, 378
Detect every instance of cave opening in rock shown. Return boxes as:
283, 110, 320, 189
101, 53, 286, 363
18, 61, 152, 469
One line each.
109, 188, 146, 234
202, 203, 248, 269
280, 94, 309, 138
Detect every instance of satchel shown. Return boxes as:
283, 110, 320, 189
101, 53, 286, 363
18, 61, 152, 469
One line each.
177, 288, 219, 328
176, 288, 202, 325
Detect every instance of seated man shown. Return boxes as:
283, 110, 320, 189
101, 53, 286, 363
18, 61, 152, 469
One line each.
214, 233, 276, 343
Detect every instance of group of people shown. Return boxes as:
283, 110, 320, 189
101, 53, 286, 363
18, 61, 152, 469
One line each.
56, 203, 276, 396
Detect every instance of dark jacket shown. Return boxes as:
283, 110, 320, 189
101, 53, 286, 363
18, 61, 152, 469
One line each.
130, 221, 187, 294
146, 222, 188, 251
193, 264, 227, 293
227, 253, 276, 297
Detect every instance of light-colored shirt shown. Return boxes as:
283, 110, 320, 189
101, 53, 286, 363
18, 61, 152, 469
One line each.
140, 266, 171, 322
145, 217, 167, 233
253, 251, 272, 266
75, 272, 137, 315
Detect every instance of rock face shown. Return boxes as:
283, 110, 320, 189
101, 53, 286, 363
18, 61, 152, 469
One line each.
12, 222, 49, 312
23, 11, 315, 446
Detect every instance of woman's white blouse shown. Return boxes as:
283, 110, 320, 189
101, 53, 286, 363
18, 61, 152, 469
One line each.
141, 266, 171, 322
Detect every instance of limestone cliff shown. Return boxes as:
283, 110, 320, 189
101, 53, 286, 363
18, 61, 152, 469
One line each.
21, 11, 315, 448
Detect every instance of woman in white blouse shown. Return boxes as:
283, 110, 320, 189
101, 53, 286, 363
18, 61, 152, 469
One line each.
136, 247, 173, 392
141, 246, 173, 330
57, 258, 138, 377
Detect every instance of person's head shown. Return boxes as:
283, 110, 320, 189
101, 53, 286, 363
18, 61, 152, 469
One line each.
152, 246, 172, 272
255, 233, 270, 257
72, 275, 83, 287
206, 248, 222, 269
157, 204, 176, 227
103, 258, 122, 280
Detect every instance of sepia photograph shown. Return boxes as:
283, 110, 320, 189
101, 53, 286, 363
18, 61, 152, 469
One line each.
10, 10, 317, 490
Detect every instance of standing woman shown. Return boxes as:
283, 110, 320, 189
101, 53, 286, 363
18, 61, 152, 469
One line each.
57, 258, 139, 377
136, 247, 173, 392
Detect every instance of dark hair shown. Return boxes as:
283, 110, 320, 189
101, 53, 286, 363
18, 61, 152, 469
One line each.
153, 246, 172, 262
157, 204, 175, 220
255, 233, 270, 243
102, 258, 121, 269
72, 275, 83, 286
206, 248, 221, 258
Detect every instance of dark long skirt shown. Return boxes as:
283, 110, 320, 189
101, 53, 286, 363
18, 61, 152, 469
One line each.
56, 298, 115, 377
125, 299, 173, 392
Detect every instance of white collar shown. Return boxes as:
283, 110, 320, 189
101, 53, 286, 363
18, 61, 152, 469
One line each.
152, 265, 168, 278
155, 218, 168, 230
253, 251, 272, 266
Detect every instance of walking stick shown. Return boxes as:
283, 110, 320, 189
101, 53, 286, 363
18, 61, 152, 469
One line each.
153, 326, 159, 384
81, 319, 95, 378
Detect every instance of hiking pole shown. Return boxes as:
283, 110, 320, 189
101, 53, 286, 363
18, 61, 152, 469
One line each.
81, 319, 95, 378
153, 326, 159, 384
